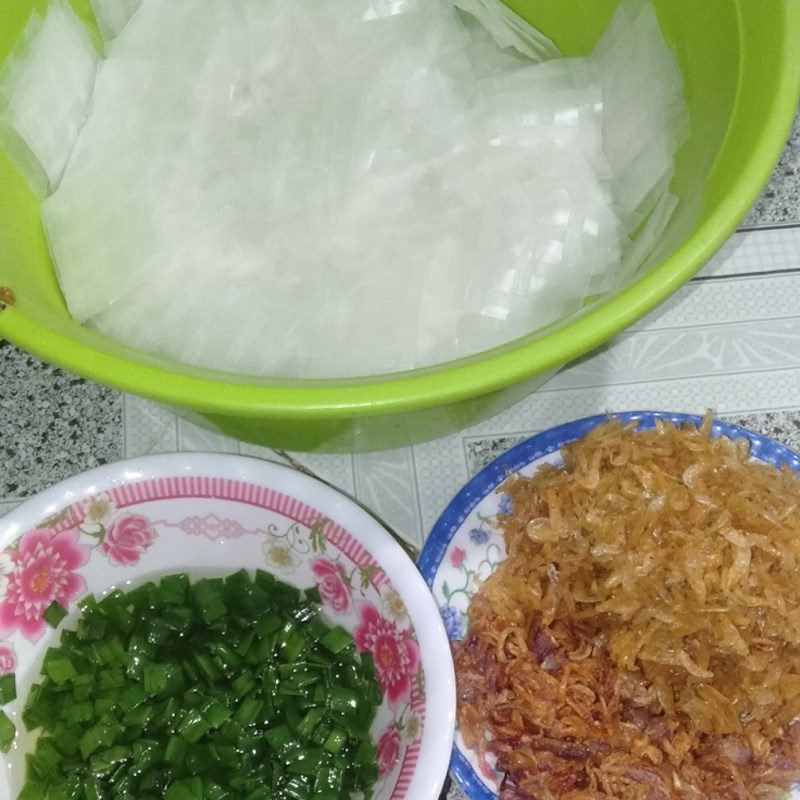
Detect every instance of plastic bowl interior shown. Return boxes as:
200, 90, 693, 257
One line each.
0, 453, 456, 800
1, 1, 799, 452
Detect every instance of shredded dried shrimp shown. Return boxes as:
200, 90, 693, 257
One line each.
454, 416, 800, 799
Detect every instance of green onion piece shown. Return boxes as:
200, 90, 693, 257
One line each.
90, 745, 131, 777
165, 734, 188, 766
231, 672, 256, 698
319, 628, 353, 655
192, 580, 227, 624
0, 709, 15, 753
158, 573, 190, 605
204, 782, 232, 800
0, 673, 16, 704
264, 724, 292, 751
202, 699, 232, 730
178, 710, 212, 744
45, 658, 78, 685
80, 717, 122, 760
286, 746, 324, 776
18, 781, 48, 800
328, 686, 360, 714
322, 729, 348, 754
44, 601, 68, 629
232, 697, 263, 726
164, 776, 203, 800
63, 701, 94, 725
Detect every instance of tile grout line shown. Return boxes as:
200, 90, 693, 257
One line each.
624, 312, 800, 337
692, 267, 800, 283
535, 363, 800, 394
737, 220, 800, 234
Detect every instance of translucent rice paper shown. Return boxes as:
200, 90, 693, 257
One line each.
453, 0, 562, 62
593, 0, 688, 232
0, 1, 98, 196
29, 0, 686, 379
89, 0, 142, 41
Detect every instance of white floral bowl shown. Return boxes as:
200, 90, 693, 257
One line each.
0, 453, 455, 799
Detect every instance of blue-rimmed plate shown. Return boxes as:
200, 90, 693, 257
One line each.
417, 410, 800, 800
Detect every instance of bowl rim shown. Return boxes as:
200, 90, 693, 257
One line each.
2, 7, 800, 418
417, 409, 800, 800
0, 452, 457, 800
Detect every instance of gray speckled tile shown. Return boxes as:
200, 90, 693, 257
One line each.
742, 108, 800, 228
722, 409, 800, 455
445, 784, 466, 800
0, 341, 123, 502
442, 777, 459, 800
464, 434, 528, 475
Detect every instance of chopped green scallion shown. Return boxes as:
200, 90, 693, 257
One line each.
19, 571, 382, 799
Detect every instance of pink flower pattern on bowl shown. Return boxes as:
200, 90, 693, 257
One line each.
311, 557, 352, 613
449, 546, 466, 568
355, 602, 420, 707
0, 529, 91, 643
377, 726, 402, 777
100, 515, 156, 566
0, 644, 16, 675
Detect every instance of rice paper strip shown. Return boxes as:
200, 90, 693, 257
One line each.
89, 0, 142, 41
33, 0, 685, 379
0, 1, 99, 196
592, 0, 689, 231
453, 0, 562, 62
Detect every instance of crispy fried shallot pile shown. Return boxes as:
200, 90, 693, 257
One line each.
454, 417, 800, 799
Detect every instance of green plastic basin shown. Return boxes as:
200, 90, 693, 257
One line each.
1, 0, 799, 452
